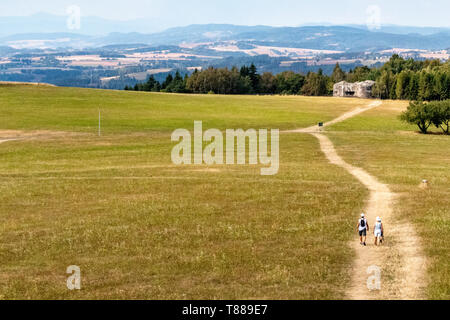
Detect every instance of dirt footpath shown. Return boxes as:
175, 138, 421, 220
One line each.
287, 100, 427, 299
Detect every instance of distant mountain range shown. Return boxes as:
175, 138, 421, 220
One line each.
1, 13, 450, 37
0, 13, 449, 53
1, 24, 450, 52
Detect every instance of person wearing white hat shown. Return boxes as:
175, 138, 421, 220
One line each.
374, 217, 384, 246
356, 213, 369, 246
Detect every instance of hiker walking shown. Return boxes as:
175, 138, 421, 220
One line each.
357, 213, 369, 246
374, 217, 384, 246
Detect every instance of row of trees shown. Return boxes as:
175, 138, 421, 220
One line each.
126, 64, 330, 96
330, 55, 450, 101
124, 72, 188, 92
186, 66, 330, 96
400, 100, 450, 134
126, 55, 450, 101
373, 65, 450, 101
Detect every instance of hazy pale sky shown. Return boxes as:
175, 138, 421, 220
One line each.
0, 0, 449, 27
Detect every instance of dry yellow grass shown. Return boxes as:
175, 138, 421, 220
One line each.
328, 100, 450, 299
0, 86, 369, 299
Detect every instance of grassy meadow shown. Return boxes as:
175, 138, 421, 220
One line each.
0, 84, 368, 299
0, 84, 363, 132
0, 84, 448, 299
328, 100, 450, 299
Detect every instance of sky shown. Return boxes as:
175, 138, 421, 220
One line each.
0, 0, 449, 28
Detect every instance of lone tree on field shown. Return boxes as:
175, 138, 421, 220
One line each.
400, 101, 434, 134
400, 100, 450, 135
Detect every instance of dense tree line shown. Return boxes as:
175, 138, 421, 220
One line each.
126, 55, 450, 101
331, 55, 450, 101
125, 64, 329, 96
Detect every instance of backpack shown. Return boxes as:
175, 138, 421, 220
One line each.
360, 218, 366, 228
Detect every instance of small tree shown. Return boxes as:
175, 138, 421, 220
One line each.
430, 100, 450, 135
400, 101, 435, 134
331, 63, 346, 83
301, 70, 328, 96
161, 74, 173, 90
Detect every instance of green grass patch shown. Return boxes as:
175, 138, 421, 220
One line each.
0, 85, 363, 133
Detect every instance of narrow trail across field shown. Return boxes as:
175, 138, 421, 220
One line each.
286, 101, 426, 299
